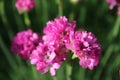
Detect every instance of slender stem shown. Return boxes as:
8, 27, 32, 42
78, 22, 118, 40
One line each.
53, 76, 57, 80
93, 44, 114, 79
42, 0, 48, 25
0, 35, 16, 70
108, 16, 120, 41
56, 0, 63, 16
111, 16, 120, 38
24, 12, 31, 29
66, 64, 72, 80
31, 65, 38, 80
12, 0, 25, 31
69, 12, 74, 21
27, 61, 38, 80
0, 1, 14, 39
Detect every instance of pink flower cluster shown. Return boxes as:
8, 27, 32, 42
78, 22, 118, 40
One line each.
11, 29, 41, 59
11, 16, 101, 76
15, 0, 35, 13
30, 43, 67, 76
106, 0, 120, 15
65, 30, 101, 70
30, 16, 75, 76
43, 16, 76, 48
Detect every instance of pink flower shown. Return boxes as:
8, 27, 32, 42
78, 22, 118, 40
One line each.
106, 0, 120, 15
30, 43, 68, 76
43, 16, 76, 48
106, 0, 116, 9
43, 16, 101, 70
11, 29, 41, 59
65, 30, 101, 70
30, 16, 74, 76
15, 0, 35, 13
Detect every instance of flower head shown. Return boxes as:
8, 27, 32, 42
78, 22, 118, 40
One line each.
65, 30, 101, 70
15, 0, 35, 14
30, 43, 68, 76
11, 29, 41, 59
43, 16, 76, 48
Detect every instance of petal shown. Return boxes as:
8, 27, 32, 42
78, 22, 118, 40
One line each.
30, 59, 38, 64
48, 52, 56, 62
53, 63, 60, 69
50, 67, 56, 76
40, 67, 49, 74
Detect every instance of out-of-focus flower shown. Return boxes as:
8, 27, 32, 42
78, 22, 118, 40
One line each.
70, 0, 80, 4
11, 29, 41, 59
15, 0, 35, 14
106, 0, 120, 15
30, 43, 68, 76
65, 30, 101, 70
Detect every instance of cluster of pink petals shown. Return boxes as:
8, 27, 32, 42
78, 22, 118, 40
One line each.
15, 0, 35, 13
65, 30, 101, 70
11, 29, 41, 59
30, 43, 68, 76
30, 16, 75, 76
106, 0, 120, 15
43, 16, 76, 48
11, 16, 101, 76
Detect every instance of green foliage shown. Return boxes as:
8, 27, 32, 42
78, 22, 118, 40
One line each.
0, 0, 120, 80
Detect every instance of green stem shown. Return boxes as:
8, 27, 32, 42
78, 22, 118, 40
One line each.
26, 61, 38, 80
79, 68, 85, 80
31, 65, 38, 80
56, 0, 63, 16
0, 1, 14, 39
66, 64, 72, 80
12, 0, 25, 31
0, 35, 16, 70
24, 12, 31, 29
93, 44, 114, 79
42, 0, 48, 25
69, 12, 74, 21
53, 76, 57, 80
108, 16, 120, 41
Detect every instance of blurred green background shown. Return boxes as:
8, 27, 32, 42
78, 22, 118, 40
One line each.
0, 0, 120, 80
